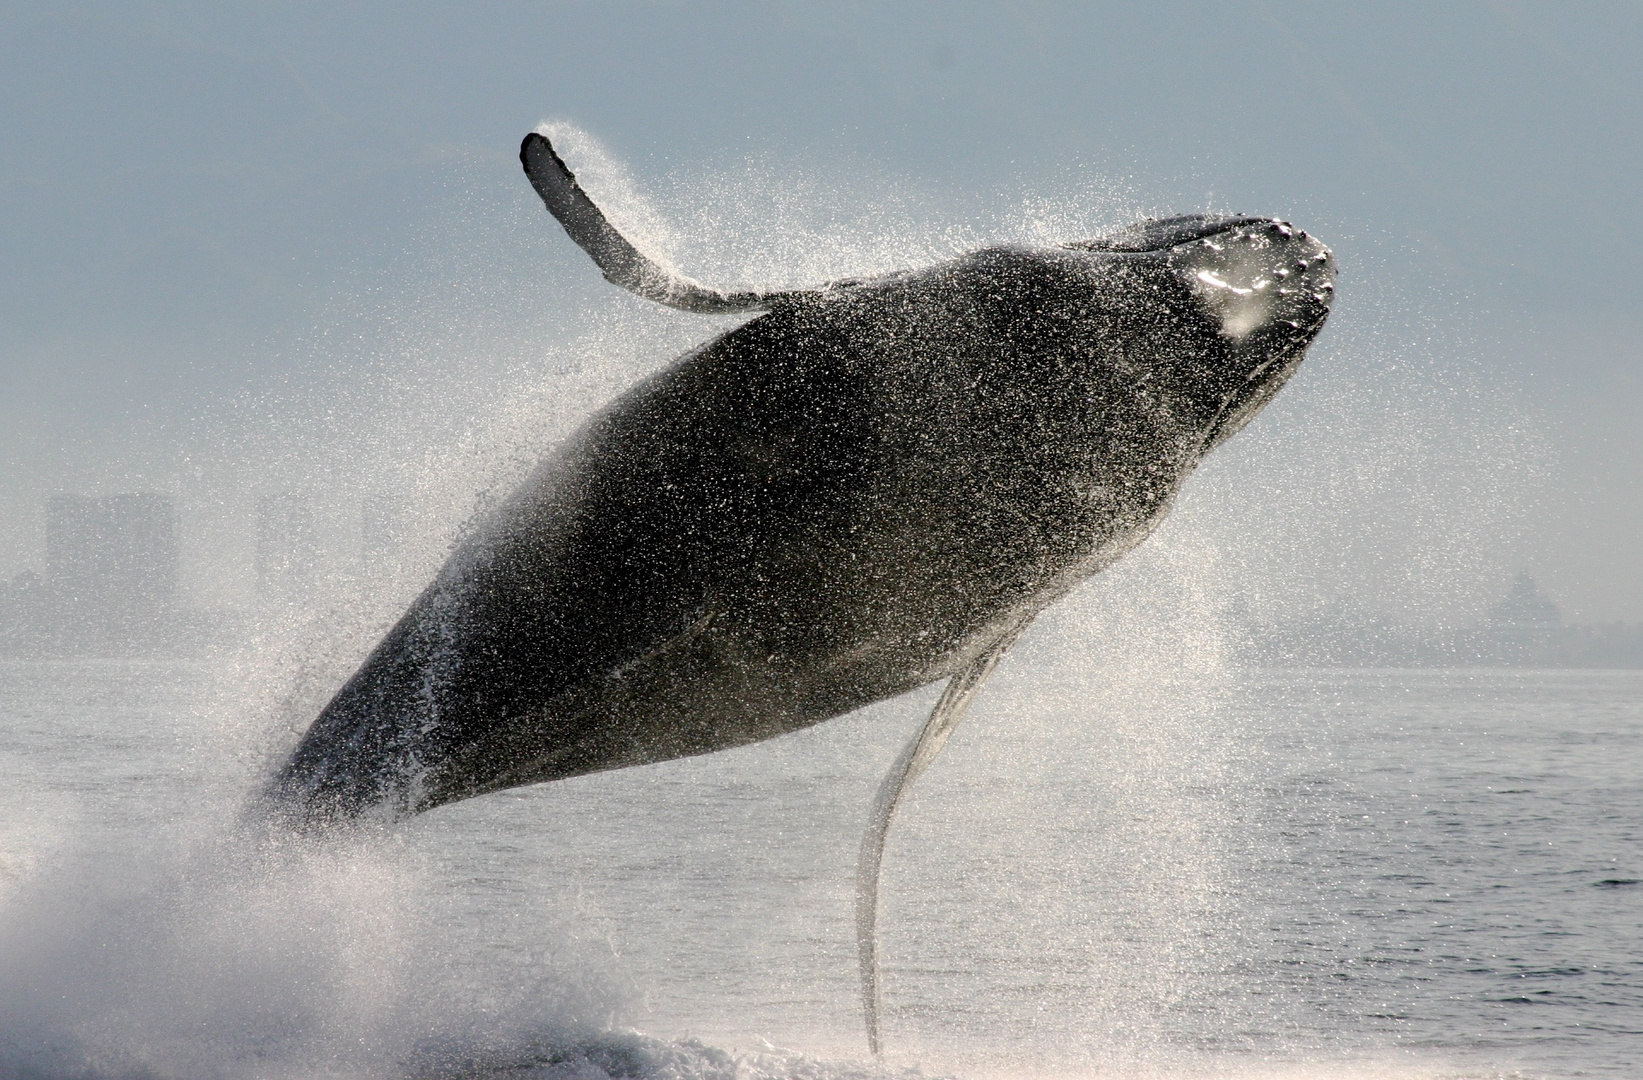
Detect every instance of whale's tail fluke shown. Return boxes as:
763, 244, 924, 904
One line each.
521, 132, 808, 315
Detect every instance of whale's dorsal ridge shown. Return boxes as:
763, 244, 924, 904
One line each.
521, 131, 812, 315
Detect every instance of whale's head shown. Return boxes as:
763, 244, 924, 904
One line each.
1068, 214, 1335, 457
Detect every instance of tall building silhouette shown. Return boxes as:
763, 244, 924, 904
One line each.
1487, 572, 1562, 632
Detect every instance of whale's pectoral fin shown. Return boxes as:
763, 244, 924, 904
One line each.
855, 627, 1028, 1058
521, 132, 799, 315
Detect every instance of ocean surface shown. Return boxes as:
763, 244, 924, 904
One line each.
0, 654, 1637, 1079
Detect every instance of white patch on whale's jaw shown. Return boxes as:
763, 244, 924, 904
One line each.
1178, 221, 1334, 340
1194, 266, 1276, 339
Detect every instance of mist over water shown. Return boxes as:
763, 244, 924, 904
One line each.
0, 128, 1615, 1079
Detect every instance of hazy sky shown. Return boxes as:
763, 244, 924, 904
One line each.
2, 1, 1639, 620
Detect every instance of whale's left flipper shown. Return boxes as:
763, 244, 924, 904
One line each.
521, 132, 803, 315
855, 630, 1026, 1057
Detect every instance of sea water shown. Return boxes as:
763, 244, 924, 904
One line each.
0, 653, 1636, 1080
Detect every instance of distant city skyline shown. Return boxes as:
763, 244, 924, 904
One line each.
3, 490, 1637, 666
0, 489, 1605, 618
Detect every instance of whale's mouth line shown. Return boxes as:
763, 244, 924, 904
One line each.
1195, 303, 1328, 456
1195, 359, 1288, 460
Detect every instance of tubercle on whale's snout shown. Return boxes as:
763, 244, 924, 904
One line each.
1173, 220, 1335, 343
1182, 226, 1334, 455
1060, 214, 1335, 350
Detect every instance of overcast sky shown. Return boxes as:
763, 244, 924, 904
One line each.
2, 1, 1639, 621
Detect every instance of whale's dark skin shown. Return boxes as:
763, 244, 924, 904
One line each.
265, 134, 1334, 831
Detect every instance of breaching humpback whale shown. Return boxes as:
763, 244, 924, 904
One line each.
265, 130, 1335, 1055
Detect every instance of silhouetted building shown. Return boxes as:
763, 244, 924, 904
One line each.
1482, 572, 1562, 663
0, 492, 256, 656
1225, 572, 1642, 668
1489, 572, 1561, 630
